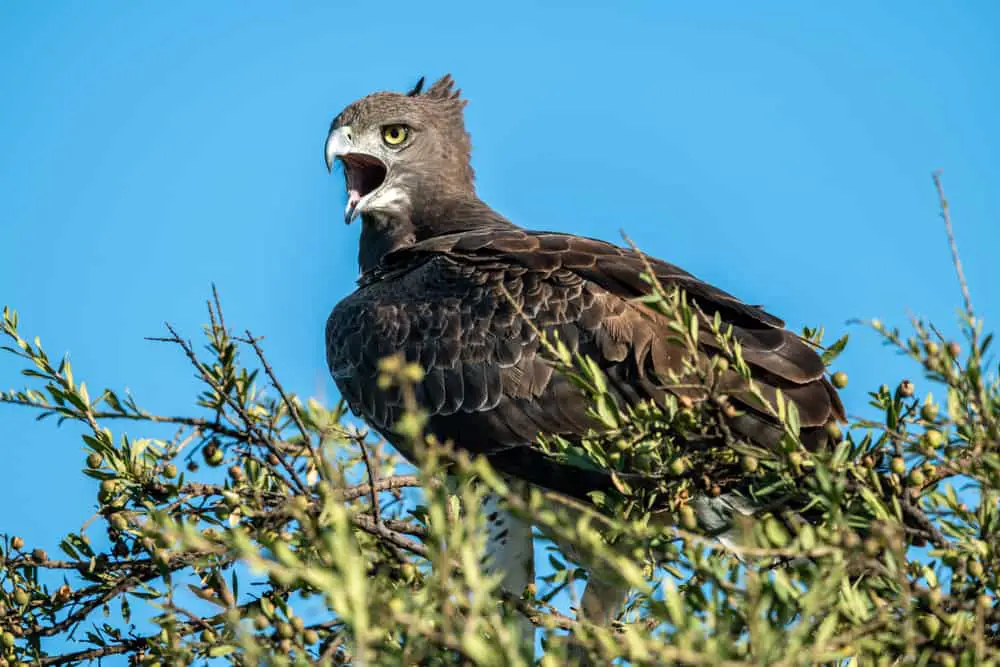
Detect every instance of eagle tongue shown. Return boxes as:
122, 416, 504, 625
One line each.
347, 188, 362, 209
345, 188, 363, 224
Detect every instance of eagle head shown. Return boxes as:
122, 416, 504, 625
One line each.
325, 74, 474, 227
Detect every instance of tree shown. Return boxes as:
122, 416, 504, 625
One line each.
1, 175, 997, 666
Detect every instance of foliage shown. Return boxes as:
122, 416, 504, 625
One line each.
1, 179, 998, 666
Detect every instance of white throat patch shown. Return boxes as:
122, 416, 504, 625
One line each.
354, 184, 411, 222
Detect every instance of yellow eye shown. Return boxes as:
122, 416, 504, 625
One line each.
382, 125, 408, 146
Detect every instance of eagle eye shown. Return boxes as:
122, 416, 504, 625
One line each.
381, 124, 409, 146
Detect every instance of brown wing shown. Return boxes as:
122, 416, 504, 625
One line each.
326, 228, 844, 501
386, 229, 845, 426
327, 251, 620, 453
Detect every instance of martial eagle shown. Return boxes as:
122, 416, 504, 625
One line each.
323, 75, 844, 641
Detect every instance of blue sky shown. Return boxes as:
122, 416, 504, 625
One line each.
1, 0, 998, 657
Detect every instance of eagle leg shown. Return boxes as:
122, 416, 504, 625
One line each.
479, 491, 536, 655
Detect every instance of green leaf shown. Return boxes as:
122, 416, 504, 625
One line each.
59, 539, 80, 560
663, 580, 685, 628
821, 334, 849, 365
785, 401, 801, 436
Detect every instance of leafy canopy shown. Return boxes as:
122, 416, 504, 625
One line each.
0, 176, 997, 666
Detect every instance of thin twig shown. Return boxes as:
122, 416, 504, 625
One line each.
351, 513, 428, 557
900, 495, 949, 549
339, 474, 422, 502
359, 441, 383, 525
211, 283, 227, 333
356, 440, 412, 564
38, 591, 266, 666
242, 329, 325, 480
0, 395, 252, 441
932, 171, 975, 322
37, 637, 147, 666
160, 323, 308, 493
26, 551, 224, 639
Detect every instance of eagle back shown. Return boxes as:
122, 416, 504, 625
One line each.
325, 228, 844, 494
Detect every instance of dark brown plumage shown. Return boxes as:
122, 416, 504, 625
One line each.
324, 75, 845, 508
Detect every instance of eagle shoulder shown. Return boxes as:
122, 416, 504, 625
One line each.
326, 247, 617, 455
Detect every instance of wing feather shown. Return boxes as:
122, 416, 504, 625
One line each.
326, 226, 845, 502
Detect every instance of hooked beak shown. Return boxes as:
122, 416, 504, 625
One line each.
325, 125, 388, 225
324, 126, 352, 173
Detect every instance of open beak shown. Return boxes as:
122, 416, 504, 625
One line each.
324, 126, 388, 224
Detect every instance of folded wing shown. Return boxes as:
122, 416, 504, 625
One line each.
326, 228, 844, 501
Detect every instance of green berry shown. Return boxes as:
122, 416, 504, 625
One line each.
824, 422, 843, 442
203, 442, 224, 467
86, 452, 103, 468
891, 457, 906, 475
831, 372, 848, 389
923, 429, 944, 447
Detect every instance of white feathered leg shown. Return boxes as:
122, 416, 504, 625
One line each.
479, 492, 537, 653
